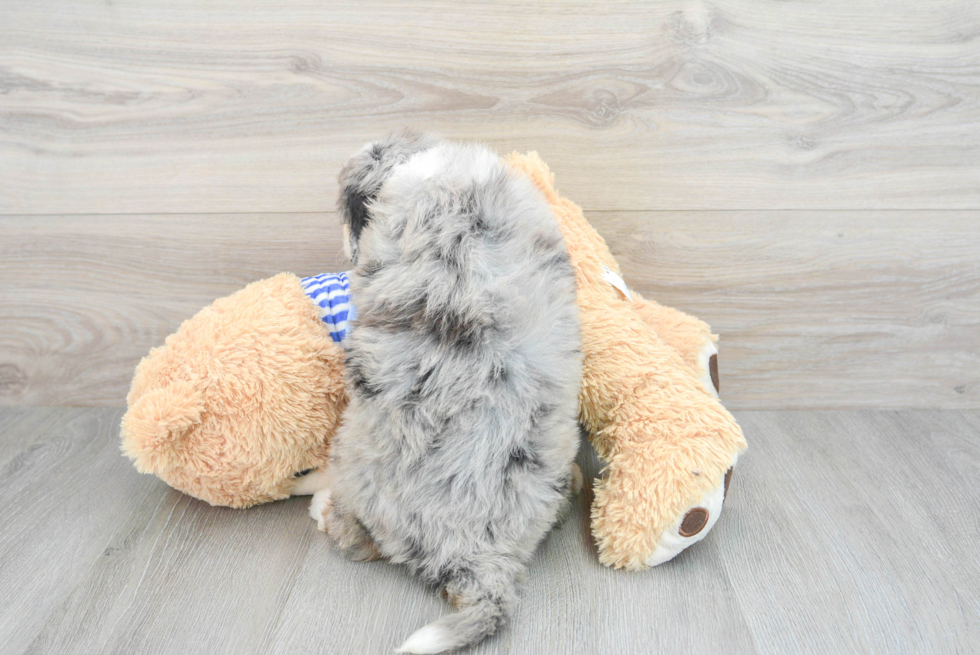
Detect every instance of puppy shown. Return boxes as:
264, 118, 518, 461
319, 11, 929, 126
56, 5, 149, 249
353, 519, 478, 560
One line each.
320, 131, 582, 654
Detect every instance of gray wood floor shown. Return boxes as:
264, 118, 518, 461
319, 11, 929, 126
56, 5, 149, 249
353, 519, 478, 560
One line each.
1, 408, 977, 654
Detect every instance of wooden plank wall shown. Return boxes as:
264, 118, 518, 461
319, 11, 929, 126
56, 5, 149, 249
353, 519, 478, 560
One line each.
1, 0, 978, 408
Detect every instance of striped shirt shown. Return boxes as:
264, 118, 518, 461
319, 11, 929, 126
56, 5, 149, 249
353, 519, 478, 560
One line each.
301, 272, 357, 343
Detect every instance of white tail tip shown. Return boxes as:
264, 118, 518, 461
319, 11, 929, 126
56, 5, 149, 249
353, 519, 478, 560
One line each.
395, 624, 454, 654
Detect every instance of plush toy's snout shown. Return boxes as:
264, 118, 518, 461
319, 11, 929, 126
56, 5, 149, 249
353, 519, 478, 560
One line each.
506, 151, 747, 569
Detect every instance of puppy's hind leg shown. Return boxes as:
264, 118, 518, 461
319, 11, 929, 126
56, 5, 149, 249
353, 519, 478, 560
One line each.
553, 462, 584, 527
322, 500, 382, 562
569, 462, 584, 495
309, 486, 334, 531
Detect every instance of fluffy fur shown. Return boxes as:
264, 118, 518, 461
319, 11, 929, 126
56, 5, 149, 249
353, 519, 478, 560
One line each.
325, 133, 582, 653
505, 152, 747, 570
120, 273, 347, 507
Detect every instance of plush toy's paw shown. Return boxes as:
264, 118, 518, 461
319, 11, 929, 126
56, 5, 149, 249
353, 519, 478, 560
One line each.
645, 452, 738, 567
309, 487, 333, 532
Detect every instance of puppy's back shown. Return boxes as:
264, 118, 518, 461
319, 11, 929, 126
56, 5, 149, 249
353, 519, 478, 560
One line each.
336, 138, 582, 654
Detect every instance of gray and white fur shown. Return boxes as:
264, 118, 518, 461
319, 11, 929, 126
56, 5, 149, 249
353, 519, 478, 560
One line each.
324, 131, 582, 654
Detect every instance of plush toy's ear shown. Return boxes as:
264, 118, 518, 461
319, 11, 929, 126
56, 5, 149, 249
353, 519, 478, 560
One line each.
120, 378, 204, 474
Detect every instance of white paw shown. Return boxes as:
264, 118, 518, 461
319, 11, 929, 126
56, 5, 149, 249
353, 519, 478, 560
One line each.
645, 452, 738, 567
697, 340, 720, 399
309, 487, 333, 532
289, 466, 333, 496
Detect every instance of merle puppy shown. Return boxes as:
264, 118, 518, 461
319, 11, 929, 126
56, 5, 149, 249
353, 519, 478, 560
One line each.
317, 131, 582, 654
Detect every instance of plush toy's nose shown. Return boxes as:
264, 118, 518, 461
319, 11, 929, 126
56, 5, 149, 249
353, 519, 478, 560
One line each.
679, 508, 709, 537
680, 462, 738, 535
677, 464, 735, 538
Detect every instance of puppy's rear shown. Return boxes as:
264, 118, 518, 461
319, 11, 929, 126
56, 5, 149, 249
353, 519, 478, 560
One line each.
329, 132, 582, 654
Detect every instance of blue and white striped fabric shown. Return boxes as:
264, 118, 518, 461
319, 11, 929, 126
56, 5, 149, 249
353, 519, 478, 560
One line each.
301, 272, 357, 343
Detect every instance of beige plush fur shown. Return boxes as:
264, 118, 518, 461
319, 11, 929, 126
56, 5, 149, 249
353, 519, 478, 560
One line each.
121, 273, 347, 508
505, 152, 747, 570
632, 295, 717, 377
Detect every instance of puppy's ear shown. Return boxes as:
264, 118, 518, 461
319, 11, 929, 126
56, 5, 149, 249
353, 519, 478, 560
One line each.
345, 188, 372, 243
338, 130, 439, 255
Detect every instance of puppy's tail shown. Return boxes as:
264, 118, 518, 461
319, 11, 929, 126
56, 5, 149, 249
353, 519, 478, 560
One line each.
395, 569, 515, 654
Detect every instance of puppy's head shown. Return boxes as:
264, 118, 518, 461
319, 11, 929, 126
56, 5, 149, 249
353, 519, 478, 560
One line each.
337, 129, 438, 263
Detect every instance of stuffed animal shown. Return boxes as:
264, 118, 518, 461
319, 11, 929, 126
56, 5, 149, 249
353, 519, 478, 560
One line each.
506, 152, 746, 569
121, 153, 746, 569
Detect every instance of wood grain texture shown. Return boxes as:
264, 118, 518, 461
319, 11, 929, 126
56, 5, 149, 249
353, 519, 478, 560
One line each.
2, 408, 978, 653
0, 213, 348, 406
25, 485, 320, 655
0, 408, 165, 655
1, 0, 979, 214
726, 411, 980, 654
2, 212, 977, 409
596, 210, 980, 409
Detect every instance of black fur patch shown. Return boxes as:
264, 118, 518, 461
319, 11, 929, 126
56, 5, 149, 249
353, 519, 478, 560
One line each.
346, 188, 372, 243
532, 233, 560, 253
427, 428, 447, 453
408, 368, 434, 401
529, 403, 555, 429
551, 471, 572, 494
358, 294, 427, 333
434, 563, 474, 589
470, 214, 511, 243
488, 361, 508, 385
346, 359, 381, 398
429, 308, 485, 350
361, 259, 385, 279
507, 446, 542, 470
405, 534, 426, 562
543, 250, 571, 270
435, 231, 468, 270
471, 215, 490, 234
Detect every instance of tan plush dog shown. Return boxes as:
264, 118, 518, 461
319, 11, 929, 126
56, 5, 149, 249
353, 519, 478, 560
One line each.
506, 152, 747, 569
121, 153, 745, 569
